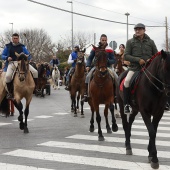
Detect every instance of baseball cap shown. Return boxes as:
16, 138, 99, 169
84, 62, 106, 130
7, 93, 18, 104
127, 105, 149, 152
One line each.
134, 23, 145, 29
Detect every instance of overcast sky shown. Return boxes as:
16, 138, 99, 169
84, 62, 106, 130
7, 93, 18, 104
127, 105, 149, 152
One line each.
0, 0, 169, 52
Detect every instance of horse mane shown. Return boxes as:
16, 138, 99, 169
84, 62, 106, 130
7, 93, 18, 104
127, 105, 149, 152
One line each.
17, 53, 28, 61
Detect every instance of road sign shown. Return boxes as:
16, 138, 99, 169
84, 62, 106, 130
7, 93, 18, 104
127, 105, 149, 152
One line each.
109, 41, 117, 50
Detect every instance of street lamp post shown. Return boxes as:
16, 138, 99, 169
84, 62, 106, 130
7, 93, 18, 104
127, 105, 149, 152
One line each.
9, 23, 13, 35
125, 12, 130, 41
67, 1, 73, 51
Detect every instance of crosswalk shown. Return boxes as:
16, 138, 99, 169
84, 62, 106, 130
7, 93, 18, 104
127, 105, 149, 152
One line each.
0, 111, 170, 170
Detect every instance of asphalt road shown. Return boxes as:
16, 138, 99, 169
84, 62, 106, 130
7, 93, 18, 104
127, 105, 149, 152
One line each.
0, 85, 170, 170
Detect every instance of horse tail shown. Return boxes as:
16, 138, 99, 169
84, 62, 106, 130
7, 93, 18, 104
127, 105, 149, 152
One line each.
0, 97, 10, 117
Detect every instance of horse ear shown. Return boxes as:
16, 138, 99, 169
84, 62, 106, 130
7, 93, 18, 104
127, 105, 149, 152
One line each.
15, 52, 20, 57
92, 44, 97, 50
161, 49, 167, 59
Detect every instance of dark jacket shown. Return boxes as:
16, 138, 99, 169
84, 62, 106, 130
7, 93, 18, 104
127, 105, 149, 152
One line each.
124, 34, 158, 71
86, 45, 115, 67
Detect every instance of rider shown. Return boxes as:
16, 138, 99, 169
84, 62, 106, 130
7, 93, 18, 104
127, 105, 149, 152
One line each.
65, 45, 80, 91
82, 34, 116, 102
49, 55, 60, 75
1, 33, 38, 99
123, 23, 158, 113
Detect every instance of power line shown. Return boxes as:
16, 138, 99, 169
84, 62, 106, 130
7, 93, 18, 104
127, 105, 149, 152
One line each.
73, 0, 165, 26
28, 0, 165, 28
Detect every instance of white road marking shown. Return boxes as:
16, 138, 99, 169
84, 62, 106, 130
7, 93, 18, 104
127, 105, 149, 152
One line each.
0, 123, 12, 126
12, 119, 34, 122
35, 115, 53, 118
0, 162, 54, 170
139, 116, 170, 120
94, 129, 170, 137
66, 134, 170, 146
53, 112, 69, 115
116, 123, 170, 131
4, 149, 170, 170
38, 141, 170, 159
134, 119, 170, 125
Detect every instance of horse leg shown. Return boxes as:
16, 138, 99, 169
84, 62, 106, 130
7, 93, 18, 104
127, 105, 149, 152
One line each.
11, 100, 14, 116
109, 103, 118, 132
23, 104, 29, 133
104, 104, 112, 133
76, 93, 80, 113
71, 95, 77, 117
13, 100, 24, 130
89, 103, 95, 132
71, 100, 74, 112
80, 96, 84, 118
57, 78, 60, 90
95, 105, 104, 141
146, 115, 161, 169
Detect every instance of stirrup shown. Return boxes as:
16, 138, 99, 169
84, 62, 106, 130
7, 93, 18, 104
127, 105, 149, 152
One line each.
124, 104, 130, 113
65, 86, 70, 91
81, 95, 89, 102
6, 93, 14, 100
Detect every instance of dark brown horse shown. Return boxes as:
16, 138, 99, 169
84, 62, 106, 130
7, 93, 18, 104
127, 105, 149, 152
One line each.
116, 50, 170, 169
69, 49, 86, 117
88, 45, 118, 141
114, 52, 125, 76
36, 63, 47, 97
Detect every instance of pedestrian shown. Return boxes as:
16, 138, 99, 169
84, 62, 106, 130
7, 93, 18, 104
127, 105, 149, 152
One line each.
82, 34, 115, 102
1, 33, 38, 99
123, 23, 158, 113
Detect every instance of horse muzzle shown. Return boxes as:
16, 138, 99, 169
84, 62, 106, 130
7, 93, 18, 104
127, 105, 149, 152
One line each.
99, 68, 107, 77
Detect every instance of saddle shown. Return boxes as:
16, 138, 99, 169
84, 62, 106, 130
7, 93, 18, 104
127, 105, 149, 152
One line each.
119, 70, 141, 94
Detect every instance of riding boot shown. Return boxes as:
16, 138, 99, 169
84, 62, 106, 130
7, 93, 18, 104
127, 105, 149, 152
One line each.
123, 86, 130, 113
65, 81, 71, 91
81, 83, 89, 102
6, 82, 14, 100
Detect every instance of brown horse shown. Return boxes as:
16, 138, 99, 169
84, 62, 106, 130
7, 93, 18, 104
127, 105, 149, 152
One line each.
69, 49, 86, 117
88, 45, 118, 141
0, 52, 35, 133
114, 52, 125, 76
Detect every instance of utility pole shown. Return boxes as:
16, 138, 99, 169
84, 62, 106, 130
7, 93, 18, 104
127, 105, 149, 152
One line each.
165, 16, 169, 51
125, 12, 130, 41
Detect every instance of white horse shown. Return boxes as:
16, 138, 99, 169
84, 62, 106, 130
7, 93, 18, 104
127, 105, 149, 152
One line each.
52, 65, 60, 90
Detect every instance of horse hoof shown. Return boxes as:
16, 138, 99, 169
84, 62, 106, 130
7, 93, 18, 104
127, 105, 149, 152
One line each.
151, 161, 159, 169
71, 109, 74, 112
112, 125, 118, 132
24, 128, 29, 133
89, 127, 94, 132
80, 115, 85, 118
10, 112, 14, 116
126, 149, 133, 155
98, 136, 105, 141
19, 122, 24, 130
74, 114, 77, 117
107, 129, 112, 134
148, 156, 152, 163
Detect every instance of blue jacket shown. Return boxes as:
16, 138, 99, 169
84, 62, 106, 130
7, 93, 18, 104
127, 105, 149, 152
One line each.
67, 51, 78, 67
50, 59, 60, 67
86, 45, 115, 67
2, 42, 31, 72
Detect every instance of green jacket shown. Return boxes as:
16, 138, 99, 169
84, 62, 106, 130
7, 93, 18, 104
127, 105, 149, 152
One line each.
124, 34, 158, 71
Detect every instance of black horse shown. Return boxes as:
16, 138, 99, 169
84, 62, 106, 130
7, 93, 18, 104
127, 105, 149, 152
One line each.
116, 50, 170, 169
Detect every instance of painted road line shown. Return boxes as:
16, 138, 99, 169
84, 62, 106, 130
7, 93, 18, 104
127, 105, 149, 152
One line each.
139, 116, 170, 120
3, 149, 170, 170
35, 115, 53, 118
94, 129, 170, 138
0, 162, 54, 170
53, 112, 69, 115
66, 134, 170, 146
0, 123, 12, 126
38, 141, 170, 159
116, 124, 170, 131
133, 120, 170, 125
12, 119, 34, 122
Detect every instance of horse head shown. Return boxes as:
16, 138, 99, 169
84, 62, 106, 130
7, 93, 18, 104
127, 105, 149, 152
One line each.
15, 52, 29, 82
38, 63, 46, 78
77, 48, 86, 65
160, 50, 170, 96
92, 44, 108, 77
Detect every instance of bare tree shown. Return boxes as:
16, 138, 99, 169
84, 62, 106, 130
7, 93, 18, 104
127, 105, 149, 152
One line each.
0, 29, 57, 62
